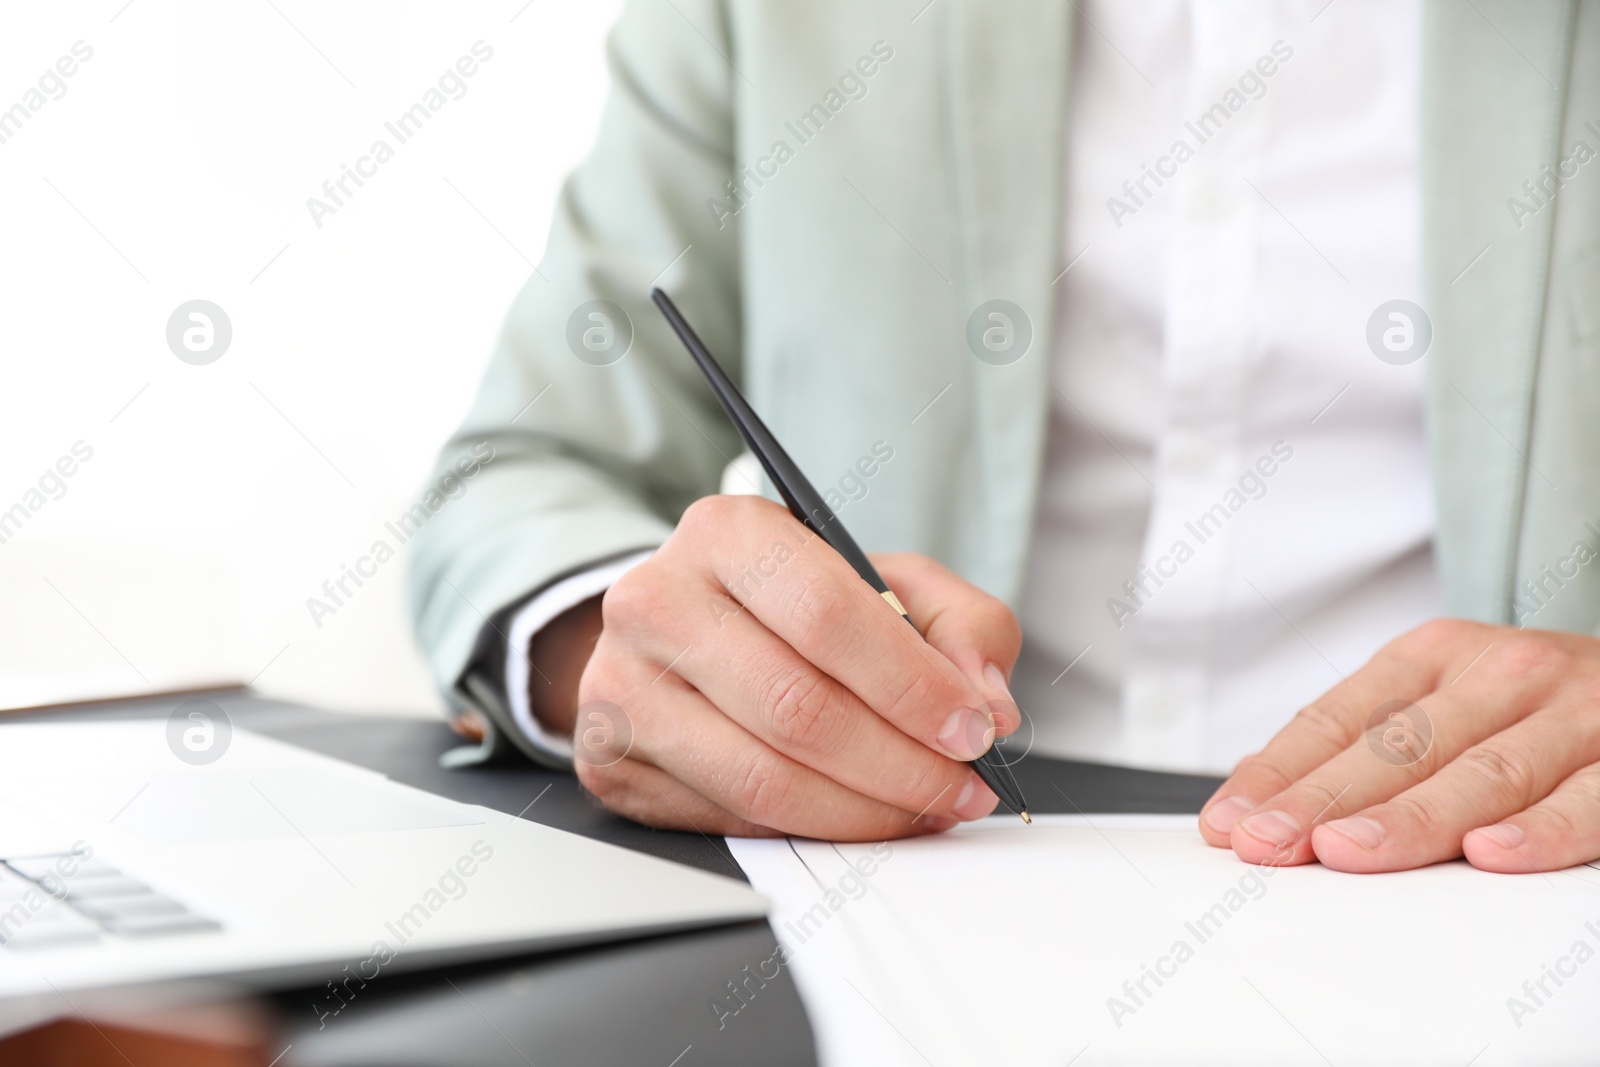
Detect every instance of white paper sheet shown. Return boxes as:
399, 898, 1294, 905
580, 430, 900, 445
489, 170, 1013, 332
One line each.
728, 815, 1600, 1067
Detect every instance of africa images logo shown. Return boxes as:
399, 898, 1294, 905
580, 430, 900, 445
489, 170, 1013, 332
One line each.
1364, 699, 1431, 767
165, 699, 232, 765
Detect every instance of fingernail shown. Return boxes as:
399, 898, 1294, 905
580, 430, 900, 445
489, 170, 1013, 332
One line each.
1237, 810, 1303, 848
1202, 795, 1256, 835
1324, 815, 1385, 850
921, 815, 959, 833
983, 662, 1010, 694
952, 775, 999, 820
1471, 822, 1524, 849
981, 663, 1017, 732
938, 708, 996, 761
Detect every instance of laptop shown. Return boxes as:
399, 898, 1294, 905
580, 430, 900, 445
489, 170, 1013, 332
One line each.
0, 718, 766, 1009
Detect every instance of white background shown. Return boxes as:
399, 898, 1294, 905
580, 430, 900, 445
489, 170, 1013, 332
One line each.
0, 0, 624, 716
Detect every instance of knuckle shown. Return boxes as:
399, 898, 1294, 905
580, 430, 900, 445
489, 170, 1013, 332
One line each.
677, 494, 731, 533
1455, 744, 1541, 808
763, 667, 845, 752
783, 578, 855, 654
681, 493, 785, 536
1488, 635, 1568, 678
1538, 768, 1600, 838
1228, 749, 1273, 780
1388, 791, 1449, 833
574, 755, 624, 800
601, 565, 667, 630
1406, 617, 1476, 651
1228, 755, 1293, 796
1411, 729, 1453, 779
1535, 794, 1585, 842
1568, 765, 1600, 804
730, 752, 794, 826
892, 757, 948, 814
575, 653, 658, 732
1289, 699, 1361, 751
884, 665, 963, 729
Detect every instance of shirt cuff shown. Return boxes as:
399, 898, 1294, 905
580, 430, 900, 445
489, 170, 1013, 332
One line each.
503, 548, 655, 763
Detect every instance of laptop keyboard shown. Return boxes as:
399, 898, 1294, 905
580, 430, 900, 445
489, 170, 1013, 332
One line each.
0, 850, 220, 950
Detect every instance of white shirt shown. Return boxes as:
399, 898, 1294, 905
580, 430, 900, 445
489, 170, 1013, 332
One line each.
1012, 0, 1440, 773
506, 0, 1443, 775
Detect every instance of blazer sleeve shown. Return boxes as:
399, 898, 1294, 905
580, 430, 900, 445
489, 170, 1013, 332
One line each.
406, 0, 743, 726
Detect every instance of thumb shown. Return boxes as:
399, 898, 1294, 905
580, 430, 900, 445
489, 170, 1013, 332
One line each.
871, 552, 1023, 735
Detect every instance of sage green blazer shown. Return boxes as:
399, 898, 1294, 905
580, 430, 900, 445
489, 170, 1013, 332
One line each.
408, 0, 1600, 737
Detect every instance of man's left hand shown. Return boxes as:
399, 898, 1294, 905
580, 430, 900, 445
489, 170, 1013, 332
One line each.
1199, 619, 1600, 873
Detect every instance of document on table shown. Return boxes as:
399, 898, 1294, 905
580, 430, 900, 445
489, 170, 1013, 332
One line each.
728, 815, 1600, 1067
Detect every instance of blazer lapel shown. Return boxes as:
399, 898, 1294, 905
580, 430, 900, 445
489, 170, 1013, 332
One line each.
1422, 0, 1576, 620
939, 0, 1075, 602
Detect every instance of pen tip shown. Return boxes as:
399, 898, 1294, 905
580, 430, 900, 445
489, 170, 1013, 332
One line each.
1020, 810, 1032, 825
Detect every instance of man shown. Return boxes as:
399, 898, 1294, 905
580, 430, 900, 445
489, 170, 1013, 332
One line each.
408, 0, 1600, 874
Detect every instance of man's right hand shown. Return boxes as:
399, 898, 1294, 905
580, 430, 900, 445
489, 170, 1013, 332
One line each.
533, 495, 1023, 840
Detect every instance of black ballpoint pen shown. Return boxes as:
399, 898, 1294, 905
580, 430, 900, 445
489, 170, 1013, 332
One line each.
650, 287, 1032, 824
